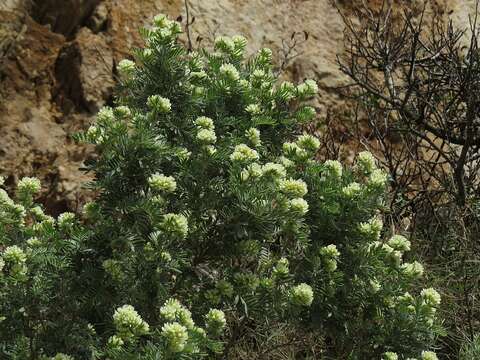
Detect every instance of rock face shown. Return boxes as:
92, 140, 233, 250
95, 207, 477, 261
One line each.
0, 0, 472, 212
32, 0, 102, 37
55, 27, 115, 113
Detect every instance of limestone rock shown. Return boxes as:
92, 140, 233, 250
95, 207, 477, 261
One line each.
87, 2, 109, 33
55, 27, 114, 113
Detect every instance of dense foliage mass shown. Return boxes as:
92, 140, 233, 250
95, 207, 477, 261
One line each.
0, 15, 441, 359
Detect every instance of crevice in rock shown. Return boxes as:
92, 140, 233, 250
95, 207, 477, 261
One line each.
30, 0, 102, 38
104, 92, 116, 108
53, 42, 90, 114
53, 27, 114, 114
43, 197, 70, 217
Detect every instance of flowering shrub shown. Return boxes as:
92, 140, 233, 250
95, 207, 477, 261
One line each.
0, 14, 441, 359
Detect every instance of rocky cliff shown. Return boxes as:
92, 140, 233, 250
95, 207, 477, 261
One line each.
0, 0, 474, 213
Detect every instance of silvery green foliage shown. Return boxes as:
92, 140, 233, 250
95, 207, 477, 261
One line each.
0, 174, 223, 359
0, 14, 440, 359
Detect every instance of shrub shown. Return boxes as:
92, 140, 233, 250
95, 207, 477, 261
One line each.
0, 14, 440, 359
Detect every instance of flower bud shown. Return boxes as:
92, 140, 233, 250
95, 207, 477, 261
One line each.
288, 198, 309, 215
383, 352, 398, 360
323, 160, 343, 179
258, 48, 273, 63
97, 107, 115, 123
279, 178, 308, 198
161, 213, 188, 239
421, 351, 438, 360
117, 59, 135, 76
205, 309, 226, 335
113, 305, 150, 340
368, 169, 388, 189
421, 288, 441, 307
214, 36, 235, 53
262, 162, 286, 179
219, 63, 240, 81
230, 144, 259, 163
148, 173, 177, 193
290, 283, 314, 306
161, 322, 188, 352
245, 127, 261, 147
57, 212, 75, 229
388, 235, 411, 252
107, 335, 124, 349
356, 151, 377, 175
195, 116, 214, 130
147, 95, 171, 113
197, 129, 217, 144
342, 182, 362, 198
296, 134, 320, 153
297, 79, 318, 97
114, 106, 131, 119
17, 177, 41, 197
